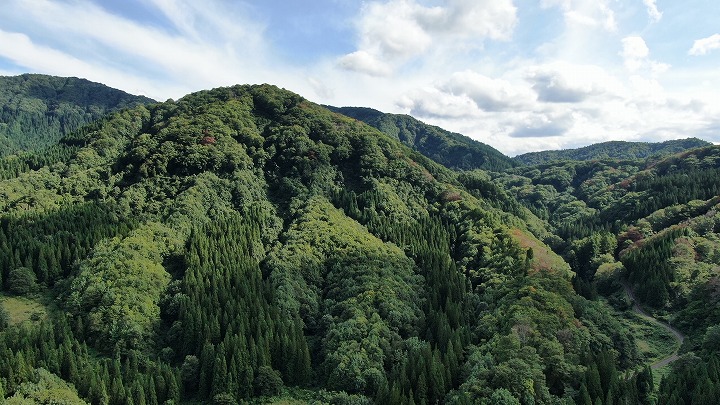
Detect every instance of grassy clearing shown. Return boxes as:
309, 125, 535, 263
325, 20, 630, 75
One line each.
510, 228, 572, 275
0, 294, 48, 325
652, 364, 672, 388
620, 310, 678, 365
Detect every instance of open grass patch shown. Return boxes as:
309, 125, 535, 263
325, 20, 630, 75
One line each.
0, 294, 48, 326
620, 310, 678, 364
652, 363, 672, 388
510, 228, 572, 275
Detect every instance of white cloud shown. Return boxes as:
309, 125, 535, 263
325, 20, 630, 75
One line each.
440, 71, 536, 112
643, 0, 662, 22
620, 36, 670, 77
338, 0, 517, 76
441, 0, 518, 40
510, 111, 574, 138
527, 62, 623, 102
398, 87, 480, 118
394, 49, 717, 156
306, 76, 334, 100
689, 34, 720, 56
0, 30, 91, 75
621, 36, 649, 72
541, 0, 617, 31
397, 70, 536, 119
337, 51, 393, 77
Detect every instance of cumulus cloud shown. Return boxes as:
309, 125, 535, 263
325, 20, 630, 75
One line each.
338, 0, 517, 76
397, 87, 480, 118
337, 51, 392, 76
440, 71, 535, 112
398, 70, 535, 118
620, 36, 669, 77
541, 0, 617, 31
510, 117, 571, 138
527, 62, 622, 102
621, 36, 649, 72
689, 34, 720, 56
643, 0, 662, 22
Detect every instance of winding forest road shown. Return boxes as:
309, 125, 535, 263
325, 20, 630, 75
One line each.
622, 282, 685, 370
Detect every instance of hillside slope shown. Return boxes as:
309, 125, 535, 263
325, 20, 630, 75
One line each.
495, 146, 720, 403
0, 73, 154, 155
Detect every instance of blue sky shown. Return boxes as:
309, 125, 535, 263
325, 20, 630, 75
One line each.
1, 0, 719, 155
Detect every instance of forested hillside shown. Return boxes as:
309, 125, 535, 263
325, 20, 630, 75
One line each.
514, 138, 711, 165
0, 74, 153, 155
0, 83, 657, 404
495, 148, 720, 404
328, 106, 517, 172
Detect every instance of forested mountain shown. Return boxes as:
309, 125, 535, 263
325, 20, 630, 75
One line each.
0, 74, 154, 155
327, 106, 517, 172
495, 147, 720, 404
0, 83, 658, 404
514, 138, 711, 165
495, 146, 720, 239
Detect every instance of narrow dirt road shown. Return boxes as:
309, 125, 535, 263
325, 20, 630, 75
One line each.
622, 282, 685, 370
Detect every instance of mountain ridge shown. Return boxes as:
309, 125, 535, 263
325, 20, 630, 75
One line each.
0, 73, 154, 155
514, 137, 712, 165
326, 106, 518, 172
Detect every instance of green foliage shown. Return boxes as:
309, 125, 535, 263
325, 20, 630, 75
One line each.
164, 211, 308, 401
0, 202, 135, 287
66, 223, 180, 352
4, 368, 88, 404
0, 315, 180, 405
7, 267, 37, 295
485, 388, 520, 405
0, 144, 78, 180
0, 301, 9, 330
658, 354, 720, 405
621, 227, 690, 308
254, 366, 284, 397
264, 197, 423, 396
0, 73, 153, 155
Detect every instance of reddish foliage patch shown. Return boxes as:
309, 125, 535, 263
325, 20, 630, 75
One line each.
442, 191, 462, 202
618, 179, 632, 189
200, 136, 216, 145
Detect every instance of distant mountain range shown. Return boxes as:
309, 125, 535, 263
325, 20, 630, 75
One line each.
513, 138, 712, 165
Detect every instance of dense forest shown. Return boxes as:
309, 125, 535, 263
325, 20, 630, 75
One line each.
0, 74, 153, 155
0, 75, 717, 404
